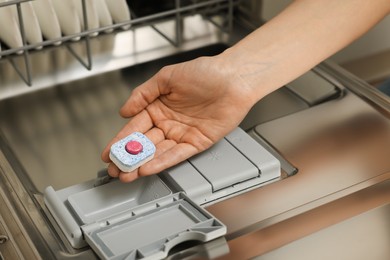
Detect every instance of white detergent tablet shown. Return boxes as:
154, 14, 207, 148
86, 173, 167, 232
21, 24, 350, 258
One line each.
109, 132, 156, 173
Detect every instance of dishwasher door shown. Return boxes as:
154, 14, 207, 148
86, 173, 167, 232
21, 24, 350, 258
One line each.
1, 1, 390, 259
2, 44, 386, 260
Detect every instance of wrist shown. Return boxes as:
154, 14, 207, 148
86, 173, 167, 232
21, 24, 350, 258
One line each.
217, 45, 277, 105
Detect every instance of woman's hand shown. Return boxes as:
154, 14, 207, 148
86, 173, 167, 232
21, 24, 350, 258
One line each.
101, 0, 390, 183
101, 54, 257, 182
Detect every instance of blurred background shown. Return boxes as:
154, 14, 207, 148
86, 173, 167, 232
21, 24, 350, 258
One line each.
260, 0, 390, 89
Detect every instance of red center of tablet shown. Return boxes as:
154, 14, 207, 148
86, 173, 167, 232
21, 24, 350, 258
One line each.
125, 140, 143, 155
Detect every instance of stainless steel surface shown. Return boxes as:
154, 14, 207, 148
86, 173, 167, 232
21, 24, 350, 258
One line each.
1, 52, 389, 259
0, 44, 233, 193
208, 83, 390, 238
255, 203, 390, 260
222, 178, 390, 260
0, 155, 42, 259
0, 1, 390, 259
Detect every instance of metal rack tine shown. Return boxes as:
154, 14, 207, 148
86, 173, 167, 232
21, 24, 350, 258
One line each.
228, 0, 233, 33
128, 0, 184, 48
10, 1, 33, 86
129, 7, 180, 47
66, 38, 92, 71
8, 56, 32, 86
66, 0, 92, 70
175, 0, 183, 47
150, 25, 179, 47
202, 0, 234, 33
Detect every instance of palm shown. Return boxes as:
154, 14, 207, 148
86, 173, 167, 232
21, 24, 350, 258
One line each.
102, 56, 254, 182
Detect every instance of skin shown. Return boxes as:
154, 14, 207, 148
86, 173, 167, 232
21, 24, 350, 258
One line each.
102, 0, 390, 182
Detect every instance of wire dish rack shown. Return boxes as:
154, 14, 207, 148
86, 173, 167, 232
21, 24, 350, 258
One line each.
0, 0, 238, 86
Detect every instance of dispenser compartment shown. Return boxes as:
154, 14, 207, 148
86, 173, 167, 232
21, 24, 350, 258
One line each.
162, 127, 281, 205
43, 127, 280, 259
44, 175, 226, 259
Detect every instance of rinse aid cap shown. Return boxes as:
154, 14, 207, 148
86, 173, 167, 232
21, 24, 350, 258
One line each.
109, 132, 156, 172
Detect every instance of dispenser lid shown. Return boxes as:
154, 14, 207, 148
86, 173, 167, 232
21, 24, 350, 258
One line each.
82, 193, 226, 260
44, 174, 226, 259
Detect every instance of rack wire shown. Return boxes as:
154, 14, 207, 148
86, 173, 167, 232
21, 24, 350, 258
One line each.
0, 0, 238, 86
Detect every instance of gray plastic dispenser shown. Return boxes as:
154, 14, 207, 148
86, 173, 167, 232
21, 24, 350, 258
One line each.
44, 127, 280, 259
161, 127, 281, 205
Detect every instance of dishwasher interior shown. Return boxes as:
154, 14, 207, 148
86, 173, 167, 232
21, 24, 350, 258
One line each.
1, 1, 390, 259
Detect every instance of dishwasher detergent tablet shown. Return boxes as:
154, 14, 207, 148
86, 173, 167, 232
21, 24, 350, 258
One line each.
109, 132, 156, 172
